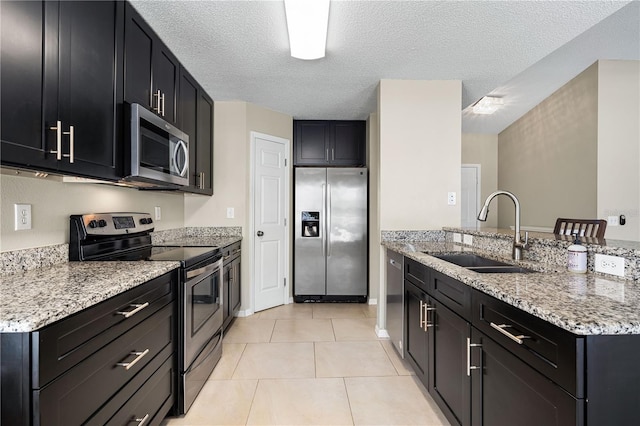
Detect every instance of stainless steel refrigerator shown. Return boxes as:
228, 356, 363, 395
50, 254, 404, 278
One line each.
294, 168, 368, 302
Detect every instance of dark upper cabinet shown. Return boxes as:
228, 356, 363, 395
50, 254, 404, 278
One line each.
294, 120, 365, 166
1, 1, 123, 180
124, 2, 179, 126
178, 67, 213, 195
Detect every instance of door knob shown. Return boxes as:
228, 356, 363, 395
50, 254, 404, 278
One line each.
257, 231, 264, 237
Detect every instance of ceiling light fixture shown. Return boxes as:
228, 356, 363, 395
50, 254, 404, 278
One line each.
472, 96, 504, 115
284, 0, 330, 60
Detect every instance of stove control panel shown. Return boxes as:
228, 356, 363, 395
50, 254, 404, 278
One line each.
72, 213, 154, 236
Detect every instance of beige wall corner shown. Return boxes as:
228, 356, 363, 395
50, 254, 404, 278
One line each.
367, 112, 380, 303
462, 133, 498, 228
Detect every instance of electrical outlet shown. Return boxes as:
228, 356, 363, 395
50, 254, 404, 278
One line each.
463, 234, 473, 246
226, 207, 235, 219
607, 216, 619, 226
154, 206, 162, 221
453, 233, 462, 243
594, 253, 625, 277
447, 192, 456, 205
14, 204, 32, 231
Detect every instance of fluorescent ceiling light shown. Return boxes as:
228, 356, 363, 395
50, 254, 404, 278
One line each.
472, 96, 504, 114
284, 0, 330, 60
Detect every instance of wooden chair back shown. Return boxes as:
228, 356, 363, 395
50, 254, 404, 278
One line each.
553, 218, 607, 239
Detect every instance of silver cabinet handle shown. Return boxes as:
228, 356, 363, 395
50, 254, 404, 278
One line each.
116, 348, 149, 370
199, 171, 205, 189
325, 148, 329, 161
153, 89, 162, 113
419, 300, 424, 329
135, 414, 150, 426
49, 120, 62, 160
331, 148, 335, 161
424, 304, 435, 331
490, 322, 530, 344
466, 337, 482, 376
63, 125, 74, 163
161, 92, 165, 117
116, 302, 149, 318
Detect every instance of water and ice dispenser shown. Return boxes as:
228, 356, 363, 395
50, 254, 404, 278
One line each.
301, 211, 320, 237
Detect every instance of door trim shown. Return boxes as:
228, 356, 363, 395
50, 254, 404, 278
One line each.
461, 164, 481, 228
249, 131, 291, 315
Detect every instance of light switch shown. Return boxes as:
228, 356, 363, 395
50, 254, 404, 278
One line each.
154, 206, 162, 221
227, 207, 235, 219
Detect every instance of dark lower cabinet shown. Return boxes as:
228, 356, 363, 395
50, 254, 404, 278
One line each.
404, 280, 430, 386
0, 270, 178, 426
1, 1, 123, 180
470, 328, 582, 426
429, 300, 471, 426
222, 242, 241, 330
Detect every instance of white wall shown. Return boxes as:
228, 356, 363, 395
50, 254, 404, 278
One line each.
461, 133, 499, 228
0, 171, 184, 251
597, 60, 640, 241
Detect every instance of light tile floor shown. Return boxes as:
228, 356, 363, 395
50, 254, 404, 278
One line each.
162, 303, 450, 426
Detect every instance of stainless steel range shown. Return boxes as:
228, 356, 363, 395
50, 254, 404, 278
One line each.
69, 212, 222, 415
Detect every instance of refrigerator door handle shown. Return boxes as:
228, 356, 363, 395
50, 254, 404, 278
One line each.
327, 183, 332, 257
322, 183, 326, 257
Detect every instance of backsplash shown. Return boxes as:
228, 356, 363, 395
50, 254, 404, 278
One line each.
381, 230, 446, 242
0, 227, 242, 275
443, 227, 640, 281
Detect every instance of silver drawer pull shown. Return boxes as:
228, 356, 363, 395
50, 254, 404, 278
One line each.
466, 337, 482, 376
116, 302, 149, 318
135, 413, 150, 426
490, 322, 530, 345
116, 348, 150, 370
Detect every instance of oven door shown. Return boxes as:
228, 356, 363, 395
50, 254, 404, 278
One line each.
184, 256, 223, 369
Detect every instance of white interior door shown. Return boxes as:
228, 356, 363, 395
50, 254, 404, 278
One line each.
252, 132, 289, 312
461, 165, 480, 228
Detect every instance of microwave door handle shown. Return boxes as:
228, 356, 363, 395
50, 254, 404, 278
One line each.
173, 140, 189, 177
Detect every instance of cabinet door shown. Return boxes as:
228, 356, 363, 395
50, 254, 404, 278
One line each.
331, 121, 365, 166
0, 1, 51, 170
230, 257, 241, 314
294, 120, 330, 165
429, 300, 471, 426
179, 69, 199, 188
153, 44, 179, 126
405, 280, 429, 386
196, 89, 213, 194
470, 328, 582, 426
124, 2, 153, 110
222, 262, 232, 327
51, 1, 122, 180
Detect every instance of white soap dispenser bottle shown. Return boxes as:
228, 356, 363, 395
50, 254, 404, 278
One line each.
567, 233, 587, 273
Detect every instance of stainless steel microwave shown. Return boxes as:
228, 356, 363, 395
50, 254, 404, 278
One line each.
124, 103, 189, 187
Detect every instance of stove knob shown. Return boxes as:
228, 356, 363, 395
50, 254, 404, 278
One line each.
88, 220, 98, 228
98, 219, 107, 227
140, 218, 148, 225
147, 218, 153, 224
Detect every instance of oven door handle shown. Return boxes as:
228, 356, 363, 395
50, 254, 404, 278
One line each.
186, 257, 223, 279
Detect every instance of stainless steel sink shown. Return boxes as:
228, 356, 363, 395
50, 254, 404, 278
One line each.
426, 253, 534, 273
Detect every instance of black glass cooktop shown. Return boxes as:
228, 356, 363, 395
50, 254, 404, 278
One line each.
98, 245, 219, 268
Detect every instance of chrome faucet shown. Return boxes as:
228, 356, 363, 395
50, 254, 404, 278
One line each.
477, 190, 530, 260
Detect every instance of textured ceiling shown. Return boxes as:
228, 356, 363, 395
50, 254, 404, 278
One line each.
129, 0, 639, 134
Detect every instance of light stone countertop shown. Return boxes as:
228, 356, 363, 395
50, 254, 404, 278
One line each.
383, 241, 640, 335
0, 261, 180, 333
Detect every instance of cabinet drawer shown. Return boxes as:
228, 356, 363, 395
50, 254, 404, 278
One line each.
34, 270, 176, 387
404, 257, 429, 292
222, 241, 241, 261
86, 352, 175, 426
430, 270, 471, 321
35, 304, 175, 425
472, 290, 583, 397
